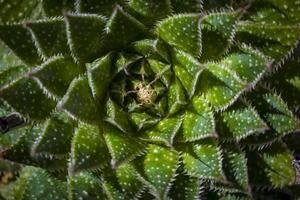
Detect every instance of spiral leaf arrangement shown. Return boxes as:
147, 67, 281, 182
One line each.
0, 0, 300, 199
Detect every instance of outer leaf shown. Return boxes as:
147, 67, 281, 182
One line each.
197, 62, 246, 110
103, 5, 146, 51
157, 14, 201, 57
183, 139, 223, 180
173, 50, 203, 97
116, 163, 144, 198
25, 18, 69, 58
31, 112, 76, 156
144, 145, 180, 199
42, 0, 75, 16
65, 13, 106, 63
69, 123, 109, 173
200, 11, 238, 61
87, 53, 114, 101
103, 123, 145, 168
30, 56, 81, 99
58, 76, 100, 124
77, 0, 125, 17
0, 77, 56, 120
68, 172, 105, 200
0, 24, 41, 66
0, 65, 28, 89
183, 96, 215, 141
128, 0, 171, 21
170, 0, 202, 13
221, 106, 267, 141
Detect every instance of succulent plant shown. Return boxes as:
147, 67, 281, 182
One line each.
0, 0, 300, 199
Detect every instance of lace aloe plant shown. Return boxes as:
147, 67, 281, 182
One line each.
0, 0, 300, 199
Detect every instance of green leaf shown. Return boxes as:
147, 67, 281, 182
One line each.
104, 123, 145, 168
129, 112, 160, 131
157, 14, 201, 57
87, 53, 114, 101
42, 0, 75, 16
65, 13, 106, 63
148, 59, 172, 88
170, 0, 202, 13
168, 78, 187, 116
0, 77, 56, 120
128, 0, 171, 21
183, 139, 223, 180
24, 18, 69, 58
105, 98, 133, 133
31, 112, 76, 156
30, 56, 81, 99
223, 146, 249, 192
183, 96, 215, 141
69, 172, 105, 200
200, 11, 238, 61
11, 166, 67, 200
116, 163, 144, 198
102, 181, 126, 200
0, 0, 41, 23
0, 24, 41, 66
144, 145, 180, 199
173, 50, 203, 97
197, 62, 246, 110
103, 5, 146, 51
143, 116, 182, 146
222, 46, 269, 83
69, 123, 109, 173
58, 76, 100, 125
221, 106, 267, 141
77, 0, 125, 17
261, 145, 296, 188
0, 65, 28, 89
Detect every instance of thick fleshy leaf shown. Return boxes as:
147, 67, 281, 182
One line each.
69, 172, 105, 200
197, 62, 246, 110
87, 53, 114, 101
221, 106, 267, 141
24, 18, 69, 58
200, 11, 238, 61
102, 181, 126, 200
222, 47, 269, 84
11, 167, 67, 200
69, 123, 109, 173
223, 146, 249, 192
148, 59, 172, 88
42, 0, 75, 16
104, 124, 145, 168
65, 13, 106, 63
144, 145, 180, 199
173, 50, 203, 97
58, 76, 100, 124
0, 77, 56, 120
77, 0, 125, 17
168, 78, 187, 116
30, 56, 81, 99
143, 116, 182, 146
128, 0, 171, 21
129, 112, 160, 131
183, 96, 215, 141
116, 163, 144, 198
157, 14, 201, 57
31, 112, 76, 156
261, 145, 296, 187
0, 24, 41, 66
170, 0, 202, 13
0, 0, 41, 23
183, 140, 223, 180
104, 98, 133, 133
0, 65, 28, 89
103, 5, 146, 51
